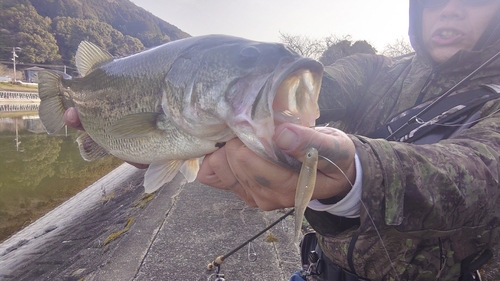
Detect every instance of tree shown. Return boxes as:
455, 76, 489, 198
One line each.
15, 32, 61, 63
0, 0, 190, 68
29, 0, 86, 19
382, 37, 414, 57
319, 36, 377, 66
278, 31, 326, 60
278, 32, 377, 65
0, 64, 9, 76
0, 4, 61, 63
31, 0, 189, 48
52, 17, 144, 64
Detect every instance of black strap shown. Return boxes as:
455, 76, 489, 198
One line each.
315, 243, 371, 281
300, 232, 318, 266
369, 84, 500, 143
458, 249, 492, 281
347, 235, 358, 274
300, 233, 371, 281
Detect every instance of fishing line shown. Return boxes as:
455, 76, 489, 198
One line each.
318, 154, 402, 281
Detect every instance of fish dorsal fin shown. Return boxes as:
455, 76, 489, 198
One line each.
105, 113, 162, 139
75, 41, 113, 77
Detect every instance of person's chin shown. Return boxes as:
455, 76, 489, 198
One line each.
428, 46, 462, 64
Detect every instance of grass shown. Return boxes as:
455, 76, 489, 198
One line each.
0, 82, 38, 92
265, 233, 279, 243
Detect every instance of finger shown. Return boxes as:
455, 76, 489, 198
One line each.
198, 147, 258, 207
127, 162, 149, 169
198, 147, 239, 190
311, 126, 356, 174
64, 107, 85, 130
274, 124, 355, 174
221, 140, 263, 204
224, 140, 297, 210
273, 123, 356, 198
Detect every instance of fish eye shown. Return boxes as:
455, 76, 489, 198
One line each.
238, 46, 260, 67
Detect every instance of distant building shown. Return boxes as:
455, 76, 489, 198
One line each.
23, 67, 45, 83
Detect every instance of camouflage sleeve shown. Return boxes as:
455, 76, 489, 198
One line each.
317, 54, 393, 125
352, 100, 500, 236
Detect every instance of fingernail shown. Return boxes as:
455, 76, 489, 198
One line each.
275, 128, 298, 150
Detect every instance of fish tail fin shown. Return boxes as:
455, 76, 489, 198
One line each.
38, 70, 73, 134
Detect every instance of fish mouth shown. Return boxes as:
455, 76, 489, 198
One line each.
270, 57, 323, 126
250, 57, 324, 169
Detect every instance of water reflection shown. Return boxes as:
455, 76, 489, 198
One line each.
0, 111, 123, 242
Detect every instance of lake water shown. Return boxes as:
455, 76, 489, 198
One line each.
0, 109, 123, 242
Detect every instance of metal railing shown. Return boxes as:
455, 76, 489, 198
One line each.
0, 103, 39, 112
0, 91, 40, 101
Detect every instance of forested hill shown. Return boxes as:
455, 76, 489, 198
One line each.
0, 0, 191, 68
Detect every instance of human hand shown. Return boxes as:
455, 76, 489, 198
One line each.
63, 107, 149, 169
64, 107, 85, 131
197, 123, 356, 211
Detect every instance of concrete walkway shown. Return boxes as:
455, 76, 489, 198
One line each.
0, 164, 300, 281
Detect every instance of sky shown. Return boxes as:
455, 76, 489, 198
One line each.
130, 0, 410, 53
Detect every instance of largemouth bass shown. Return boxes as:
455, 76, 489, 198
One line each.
38, 35, 323, 236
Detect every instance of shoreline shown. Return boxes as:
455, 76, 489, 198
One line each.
0, 163, 300, 280
0, 163, 141, 260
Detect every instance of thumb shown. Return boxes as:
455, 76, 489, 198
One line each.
273, 123, 318, 161
273, 123, 356, 181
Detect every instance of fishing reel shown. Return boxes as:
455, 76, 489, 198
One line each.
214, 273, 226, 281
206, 255, 226, 281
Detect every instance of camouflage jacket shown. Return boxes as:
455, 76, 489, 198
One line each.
306, 2, 500, 280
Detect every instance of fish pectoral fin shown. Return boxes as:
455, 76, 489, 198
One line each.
76, 132, 110, 161
143, 160, 184, 193
75, 41, 114, 77
105, 113, 162, 139
180, 158, 201, 183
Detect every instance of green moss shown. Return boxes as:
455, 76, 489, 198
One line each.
103, 217, 135, 246
265, 233, 279, 243
133, 193, 155, 209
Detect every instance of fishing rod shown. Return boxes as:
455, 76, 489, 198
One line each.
386, 49, 500, 141
206, 208, 294, 278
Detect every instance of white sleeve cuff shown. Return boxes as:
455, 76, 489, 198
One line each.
307, 152, 362, 218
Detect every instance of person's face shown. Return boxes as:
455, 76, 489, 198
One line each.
421, 0, 500, 63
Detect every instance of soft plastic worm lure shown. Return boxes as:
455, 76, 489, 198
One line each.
294, 147, 318, 243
